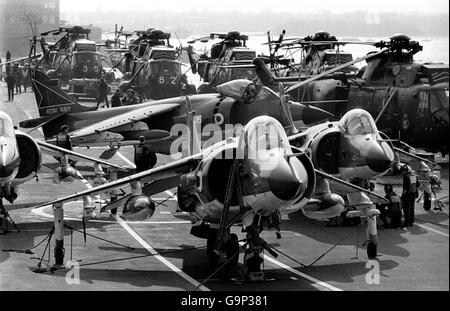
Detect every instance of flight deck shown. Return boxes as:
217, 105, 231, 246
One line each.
0, 82, 448, 291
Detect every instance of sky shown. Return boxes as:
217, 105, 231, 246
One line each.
60, 0, 449, 14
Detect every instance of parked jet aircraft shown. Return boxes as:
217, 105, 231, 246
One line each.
0, 111, 127, 229
20, 69, 332, 167
33, 109, 393, 279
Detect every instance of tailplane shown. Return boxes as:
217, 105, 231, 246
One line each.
30, 69, 95, 117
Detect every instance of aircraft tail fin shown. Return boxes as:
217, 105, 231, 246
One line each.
30, 69, 94, 117
252, 57, 276, 86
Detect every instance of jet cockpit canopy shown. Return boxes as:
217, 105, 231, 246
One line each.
340, 109, 377, 136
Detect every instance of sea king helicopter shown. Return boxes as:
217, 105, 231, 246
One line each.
254, 34, 449, 156
260, 31, 361, 77
106, 28, 196, 100
30, 26, 105, 100
1, 26, 104, 99
187, 31, 259, 93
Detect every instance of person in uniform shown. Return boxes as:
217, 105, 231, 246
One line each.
125, 89, 138, 106
416, 161, 432, 211
401, 165, 419, 227
96, 77, 109, 109
56, 125, 73, 151
111, 89, 122, 108
22, 64, 31, 93
6, 72, 16, 101
14, 66, 22, 95
5, 51, 11, 76
134, 136, 156, 173
383, 184, 403, 229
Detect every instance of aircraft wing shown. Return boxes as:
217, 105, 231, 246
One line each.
31, 153, 202, 209
37, 140, 129, 172
69, 103, 180, 139
315, 169, 389, 204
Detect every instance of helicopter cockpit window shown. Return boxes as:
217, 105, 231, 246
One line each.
342, 112, 375, 136
212, 67, 257, 86
73, 52, 99, 64
72, 52, 101, 78
231, 68, 257, 81
150, 61, 181, 75
362, 58, 386, 83
216, 79, 255, 100
0, 119, 14, 138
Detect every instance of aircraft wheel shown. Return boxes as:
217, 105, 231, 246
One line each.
367, 241, 377, 259
225, 233, 240, 266
206, 231, 219, 264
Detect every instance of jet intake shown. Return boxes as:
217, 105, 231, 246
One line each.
14, 132, 42, 184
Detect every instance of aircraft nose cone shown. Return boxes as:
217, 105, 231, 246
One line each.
290, 103, 333, 125
366, 143, 394, 173
269, 159, 301, 201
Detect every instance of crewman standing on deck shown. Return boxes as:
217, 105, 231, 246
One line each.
14, 65, 22, 95
96, 77, 109, 109
134, 136, 155, 173
417, 161, 432, 211
6, 72, 15, 101
384, 183, 403, 229
401, 165, 419, 227
111, 89, 122, 107
56, 125, 73, 151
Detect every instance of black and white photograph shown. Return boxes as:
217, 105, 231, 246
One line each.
0, 0, 448, 298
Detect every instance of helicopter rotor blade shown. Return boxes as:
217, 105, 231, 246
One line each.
40, 28, 60, 36
267, 31, 272, 55
280, 40, 377, 48
273, 29, 286, 55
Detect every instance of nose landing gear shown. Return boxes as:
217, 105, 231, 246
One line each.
241, 226, 278, 281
